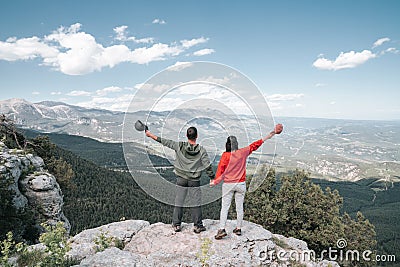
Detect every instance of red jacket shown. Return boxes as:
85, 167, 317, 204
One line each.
213, 139, 263, 184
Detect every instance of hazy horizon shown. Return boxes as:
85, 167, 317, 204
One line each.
2, 97, 400, 123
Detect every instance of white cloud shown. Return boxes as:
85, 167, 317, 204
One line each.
113, 25, 154, 44
123, 81, 266, 114
313, 50, 376, 70
77, 94, 133, 111
134, 83, 145, 90
0, 23, 212, 75
152, 18, 166, 25
130, 43, 183, 64
148, 96, 186, 111
44, 23, 119, 75
113, 25, 128, 41
373, 37, 390, 48
265, 93, 304, 113
386, 47, 399, 54
124, 86, 136, 91
315, 83, 327, 87
96, 86, 123, 96
146, 83, 253, 114
193, 48, 215, 56
51, 91, 62, 95
268, 102, 282, 110
330, 101, 336, 105
180, 37, 208, 48
0, 36, 58, 61
266, 93, 304, 101
167, 61, 193, 71
66, 90, 91, 97
175, 84, 214, 95
196, 75, 231, 86
32, 91, 40, 95
137, 83, 172, 93
132, 37, 155, 44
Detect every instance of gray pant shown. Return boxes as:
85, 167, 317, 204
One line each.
172, 176, 203, 227
219, 182, 246, 229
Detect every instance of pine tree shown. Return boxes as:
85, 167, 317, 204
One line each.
245, 168, 377, 266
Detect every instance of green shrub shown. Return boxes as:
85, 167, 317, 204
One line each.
14, 222, 77, 267
245, 168, 377, 267
93, 230, 124, 252
0, 232, 26, 267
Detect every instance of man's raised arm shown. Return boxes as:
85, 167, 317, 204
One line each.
145, 130, 178, 151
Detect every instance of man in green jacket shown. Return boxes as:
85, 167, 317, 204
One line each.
145, 126, 215, 233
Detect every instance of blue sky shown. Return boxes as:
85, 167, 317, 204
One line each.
0, 0, 399, 120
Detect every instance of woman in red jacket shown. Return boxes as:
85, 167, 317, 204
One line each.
211, 124, 282, 239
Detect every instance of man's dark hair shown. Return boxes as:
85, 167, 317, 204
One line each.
186, 127, 198, 140
225, 136, 239, 152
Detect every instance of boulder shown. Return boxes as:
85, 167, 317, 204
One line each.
0, 142, 70, 233
68, 220, 149, 261
20, 172, 70, 231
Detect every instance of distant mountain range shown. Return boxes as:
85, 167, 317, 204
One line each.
1, 98, 399, 182
0, 98, 126, 142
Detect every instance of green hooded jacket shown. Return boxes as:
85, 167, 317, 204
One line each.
156, 137, 215, 180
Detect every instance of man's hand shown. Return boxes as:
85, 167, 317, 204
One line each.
145, 130, 158, 141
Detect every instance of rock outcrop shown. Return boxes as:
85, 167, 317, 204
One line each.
68, 219, 339, 267
0, 141, 70, 232
68, 220, 149, 261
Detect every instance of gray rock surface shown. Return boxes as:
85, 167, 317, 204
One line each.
68, 220, 150, 261
273, 233, 309, 251
0, 141, 70, 232
77, 247, 140, 267
20, 172, 70, 230
69, 219, 339, 267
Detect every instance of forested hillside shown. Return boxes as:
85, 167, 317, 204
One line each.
315, 178, 400, 263
22, 129, 170, 169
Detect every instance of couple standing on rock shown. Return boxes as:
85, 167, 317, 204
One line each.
145, 124, 282, 239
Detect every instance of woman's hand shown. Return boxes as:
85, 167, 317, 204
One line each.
262, 131, 275, 142
210, 179, 216, 187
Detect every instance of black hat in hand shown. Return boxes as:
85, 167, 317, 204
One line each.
134, 120, 149, 131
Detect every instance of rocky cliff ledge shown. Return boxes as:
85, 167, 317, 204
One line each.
67, 219, 338, 267
0, 141, 70, 232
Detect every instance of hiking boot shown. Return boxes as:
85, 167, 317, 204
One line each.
173, 224, 181, 232
215, 229, 227, 240
233, 228, 241, 236
193, 225, 206, 234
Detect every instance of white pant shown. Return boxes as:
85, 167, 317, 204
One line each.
219, 182, 246, 229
